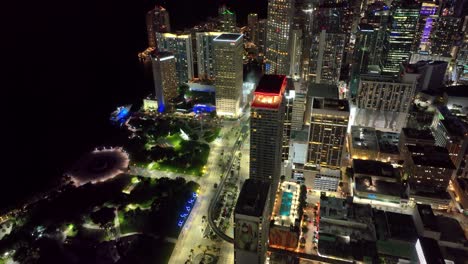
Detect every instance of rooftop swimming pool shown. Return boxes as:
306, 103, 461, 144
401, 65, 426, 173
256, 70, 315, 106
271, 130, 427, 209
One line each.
280, 192, 293, 216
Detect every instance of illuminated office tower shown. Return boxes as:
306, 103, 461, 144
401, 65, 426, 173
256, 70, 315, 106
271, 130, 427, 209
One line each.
307, 98, 349, 168
248, 13, 259, 44
146, 5, 171, 48
381, 2, 420, 73
430, 16, 462, 57
219, 6, 236, 32
350, 24, 379, 96
265, 0, 295, 75
250, 75, 286, 207
413, 2, 438, 52
213, 33, 243, 117
308, 30, 345, 85
156, 33, 194, 84
150, 52, 178, 112
364, 3, 390, 67
196, 32, 223, 79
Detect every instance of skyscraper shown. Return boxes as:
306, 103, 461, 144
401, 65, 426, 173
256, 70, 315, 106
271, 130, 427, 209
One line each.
413, 2, 438, 52
380, 2, 420, 73
234, 179, 271, 264
307, 98, 349, 168
350, 23, 379, 96
150, 52, 178, 112
308, 30, 345, 84
213, 33, 243, 117
289, 29, 303, 78
219, 6, 237, 33
250, 75, 287, 207
430, 16, 462, 57
258, 19, 268, 55
146, 6, 171, 48
156, 33, 194, 84
248, 13, 259, 44
265, 0, 295, 75
196, 32, 223, 79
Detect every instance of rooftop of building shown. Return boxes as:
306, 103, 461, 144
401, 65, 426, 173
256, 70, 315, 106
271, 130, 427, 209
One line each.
440, 116, 468, 138
406, 144, 448, 154
436, 215, 467, 244
213, 33, 242, 42
354, 177, 404, 198
376, 131, 400, 155
416, 204, 439, 232
444, 85, 468, 98
410, 152, 456, 169
255, 75, 287, 95
401, 128, 435, 141
351, 126, 378, 152
411, 189, 452, 200
440, 246, 468, 263
456, 177, 468, 192
307, 83, 339, 99
235, 179, 270, 217
375, 210, 418, 242
358, 23, 375, 32
352, 159, 397, 179
417, 237, 445, 264
312, 98, 349, 112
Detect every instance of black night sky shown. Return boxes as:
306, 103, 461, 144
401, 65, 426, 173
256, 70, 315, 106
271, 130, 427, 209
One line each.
7, 0, 267, 209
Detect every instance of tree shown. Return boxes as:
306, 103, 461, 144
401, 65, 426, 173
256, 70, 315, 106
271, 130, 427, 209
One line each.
280, 175, 286, 183
90, 207, 116, 229
178, 83, 189, 95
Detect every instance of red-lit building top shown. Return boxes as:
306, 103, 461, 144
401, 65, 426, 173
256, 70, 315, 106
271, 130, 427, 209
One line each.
251, 75, 287, 109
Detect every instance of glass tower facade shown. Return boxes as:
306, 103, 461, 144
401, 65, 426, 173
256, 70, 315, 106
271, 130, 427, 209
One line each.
381, 4, 420, 73
265, 0, 295, 75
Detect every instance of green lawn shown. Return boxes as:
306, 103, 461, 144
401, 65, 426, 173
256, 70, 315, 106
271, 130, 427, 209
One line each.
166, 133, 183, 151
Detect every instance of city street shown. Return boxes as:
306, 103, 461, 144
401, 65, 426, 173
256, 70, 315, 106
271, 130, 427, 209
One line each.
167, 120, 243, 264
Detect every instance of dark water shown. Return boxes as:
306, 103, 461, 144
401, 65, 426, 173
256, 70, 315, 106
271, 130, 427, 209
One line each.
7, 0, 267, 208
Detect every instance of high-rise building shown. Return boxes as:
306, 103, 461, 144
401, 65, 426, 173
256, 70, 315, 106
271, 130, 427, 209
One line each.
282, 86, 295, 161
404, 145, 455, 193
356, 74, 417, 113
150, 52, 178, 112
213, 33, 243, 117
156, 33, 194, 84
248, 13, 259, 44
196, 32, 223, 79
350, 23, 379, 96
146, 5, 171, 48
381, 2, 420, 73
234, 179, 271, 264
307, 98, 349, 168
430, 16, 462, 57
289, 29, 303, 78
219, 6, 237, 32
250, 75, 287, 206
413, 2, 438, 52
308, 30, 345, 84
257, 19, 268, 55
265, 0, 294, 75
291, 91, 307, 131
